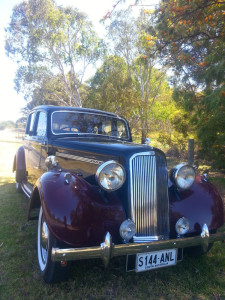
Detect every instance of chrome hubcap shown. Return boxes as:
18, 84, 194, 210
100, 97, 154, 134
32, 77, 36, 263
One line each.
40, 218, 49, 265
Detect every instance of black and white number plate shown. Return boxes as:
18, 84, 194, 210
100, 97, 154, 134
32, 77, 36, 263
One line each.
136, 249, 177, 272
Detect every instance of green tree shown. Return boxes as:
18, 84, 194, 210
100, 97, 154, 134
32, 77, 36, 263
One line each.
156, 0, 225, 166
85, 55, 177, 143
106, 10, 168, 142
85, 55, 139, 132
5, 0, 104, 107
0, 121, 15, 130
26, 73, 87, 108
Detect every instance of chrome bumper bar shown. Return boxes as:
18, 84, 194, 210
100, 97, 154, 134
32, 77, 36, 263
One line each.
52, 229, 225, 267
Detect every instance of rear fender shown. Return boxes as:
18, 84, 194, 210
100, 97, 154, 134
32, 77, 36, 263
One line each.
31, 171, 126, 247
169, 175, 224, 237
14, 146, 26, 182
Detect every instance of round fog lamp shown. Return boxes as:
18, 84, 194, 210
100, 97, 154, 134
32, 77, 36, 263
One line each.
175, 217, 189, 236
120, 219, 136, 242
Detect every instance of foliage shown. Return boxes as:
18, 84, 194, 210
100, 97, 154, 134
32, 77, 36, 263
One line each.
0, 121, 15, 130
5, 0, 104, 107
15, 117, 27, 129
106, 10, 169, 142
25, 73, 88, 109
154, 106, 194, 153
156, 0, 225, 167
85, 56, 139, 132
85, 54, 177, 139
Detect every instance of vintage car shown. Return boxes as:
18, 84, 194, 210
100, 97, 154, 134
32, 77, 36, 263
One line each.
13, 105, 225, 283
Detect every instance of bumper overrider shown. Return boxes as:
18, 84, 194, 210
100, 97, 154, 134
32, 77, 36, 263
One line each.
52, 226, 225, 267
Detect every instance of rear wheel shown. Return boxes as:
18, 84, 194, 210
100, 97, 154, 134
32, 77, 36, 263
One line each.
37, 206, 69, 283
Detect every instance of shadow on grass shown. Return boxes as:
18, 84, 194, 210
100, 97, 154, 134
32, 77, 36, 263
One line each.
0, 182, 225, 300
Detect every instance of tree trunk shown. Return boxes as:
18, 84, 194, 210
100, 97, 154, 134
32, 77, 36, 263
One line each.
141, 119, 148, 144
188, 139, 194, 165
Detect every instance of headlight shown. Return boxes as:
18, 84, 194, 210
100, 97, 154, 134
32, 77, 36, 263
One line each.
120, 219, 136, 242
171, 163, 195, 190
175, 217, 189, 236
96, 160, 126, 191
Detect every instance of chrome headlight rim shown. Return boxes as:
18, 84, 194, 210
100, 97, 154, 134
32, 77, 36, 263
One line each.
172, 163, 195, 190
96, 160, 126, 192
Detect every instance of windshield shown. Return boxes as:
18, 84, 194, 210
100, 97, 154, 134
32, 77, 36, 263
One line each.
51, 111, 129, 139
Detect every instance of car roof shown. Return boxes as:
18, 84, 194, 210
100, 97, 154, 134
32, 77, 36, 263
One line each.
32, 105, 121, 118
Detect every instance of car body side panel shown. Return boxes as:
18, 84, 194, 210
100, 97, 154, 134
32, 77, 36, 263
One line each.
35, 171, 126, 247
169, 175, 224, 237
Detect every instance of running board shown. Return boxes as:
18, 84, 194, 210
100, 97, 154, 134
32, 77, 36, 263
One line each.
21, 182, 33, 198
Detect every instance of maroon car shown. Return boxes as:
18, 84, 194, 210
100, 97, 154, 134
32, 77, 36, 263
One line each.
13, 105, 225, 283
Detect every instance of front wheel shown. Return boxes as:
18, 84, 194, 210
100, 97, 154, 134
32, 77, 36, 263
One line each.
185, 243, 213, 258
37, 206, 69, 283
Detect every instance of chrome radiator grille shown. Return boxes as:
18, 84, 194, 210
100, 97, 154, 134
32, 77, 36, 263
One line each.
129, 152, 169, 242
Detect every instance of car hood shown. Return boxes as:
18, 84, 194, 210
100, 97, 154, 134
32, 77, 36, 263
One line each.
51, 136, 165, 161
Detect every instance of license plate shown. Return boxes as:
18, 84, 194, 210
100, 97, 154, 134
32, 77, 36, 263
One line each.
136, 249, 177, 272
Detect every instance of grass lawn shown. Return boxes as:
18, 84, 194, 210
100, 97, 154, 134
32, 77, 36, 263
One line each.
0, 140, 225, 299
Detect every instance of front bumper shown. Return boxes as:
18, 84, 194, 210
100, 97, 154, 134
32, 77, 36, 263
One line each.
51, 227, 225, 267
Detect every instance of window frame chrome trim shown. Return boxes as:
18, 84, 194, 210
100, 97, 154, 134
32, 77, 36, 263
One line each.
50, 110, 131, 140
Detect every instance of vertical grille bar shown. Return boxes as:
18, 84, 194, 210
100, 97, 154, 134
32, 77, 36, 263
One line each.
130, 152, 169, 242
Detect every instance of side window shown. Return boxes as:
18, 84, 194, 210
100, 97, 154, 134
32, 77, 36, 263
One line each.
36, 112, 47, 137
25, 113, 35, 135
117, 120, 127, 138
102, 120, 112, 136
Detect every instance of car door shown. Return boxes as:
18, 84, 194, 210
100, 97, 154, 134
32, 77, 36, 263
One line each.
25, 111, 48, 185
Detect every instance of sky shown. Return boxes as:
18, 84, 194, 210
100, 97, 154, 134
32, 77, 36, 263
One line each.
0, 0, 156, 122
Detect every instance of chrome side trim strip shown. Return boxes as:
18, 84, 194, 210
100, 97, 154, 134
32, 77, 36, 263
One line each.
21, 182, 32, 198
56, 151, 104, 165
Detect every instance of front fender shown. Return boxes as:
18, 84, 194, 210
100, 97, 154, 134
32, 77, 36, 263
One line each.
35, 171, 126, 247
169, 175, 224, 237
